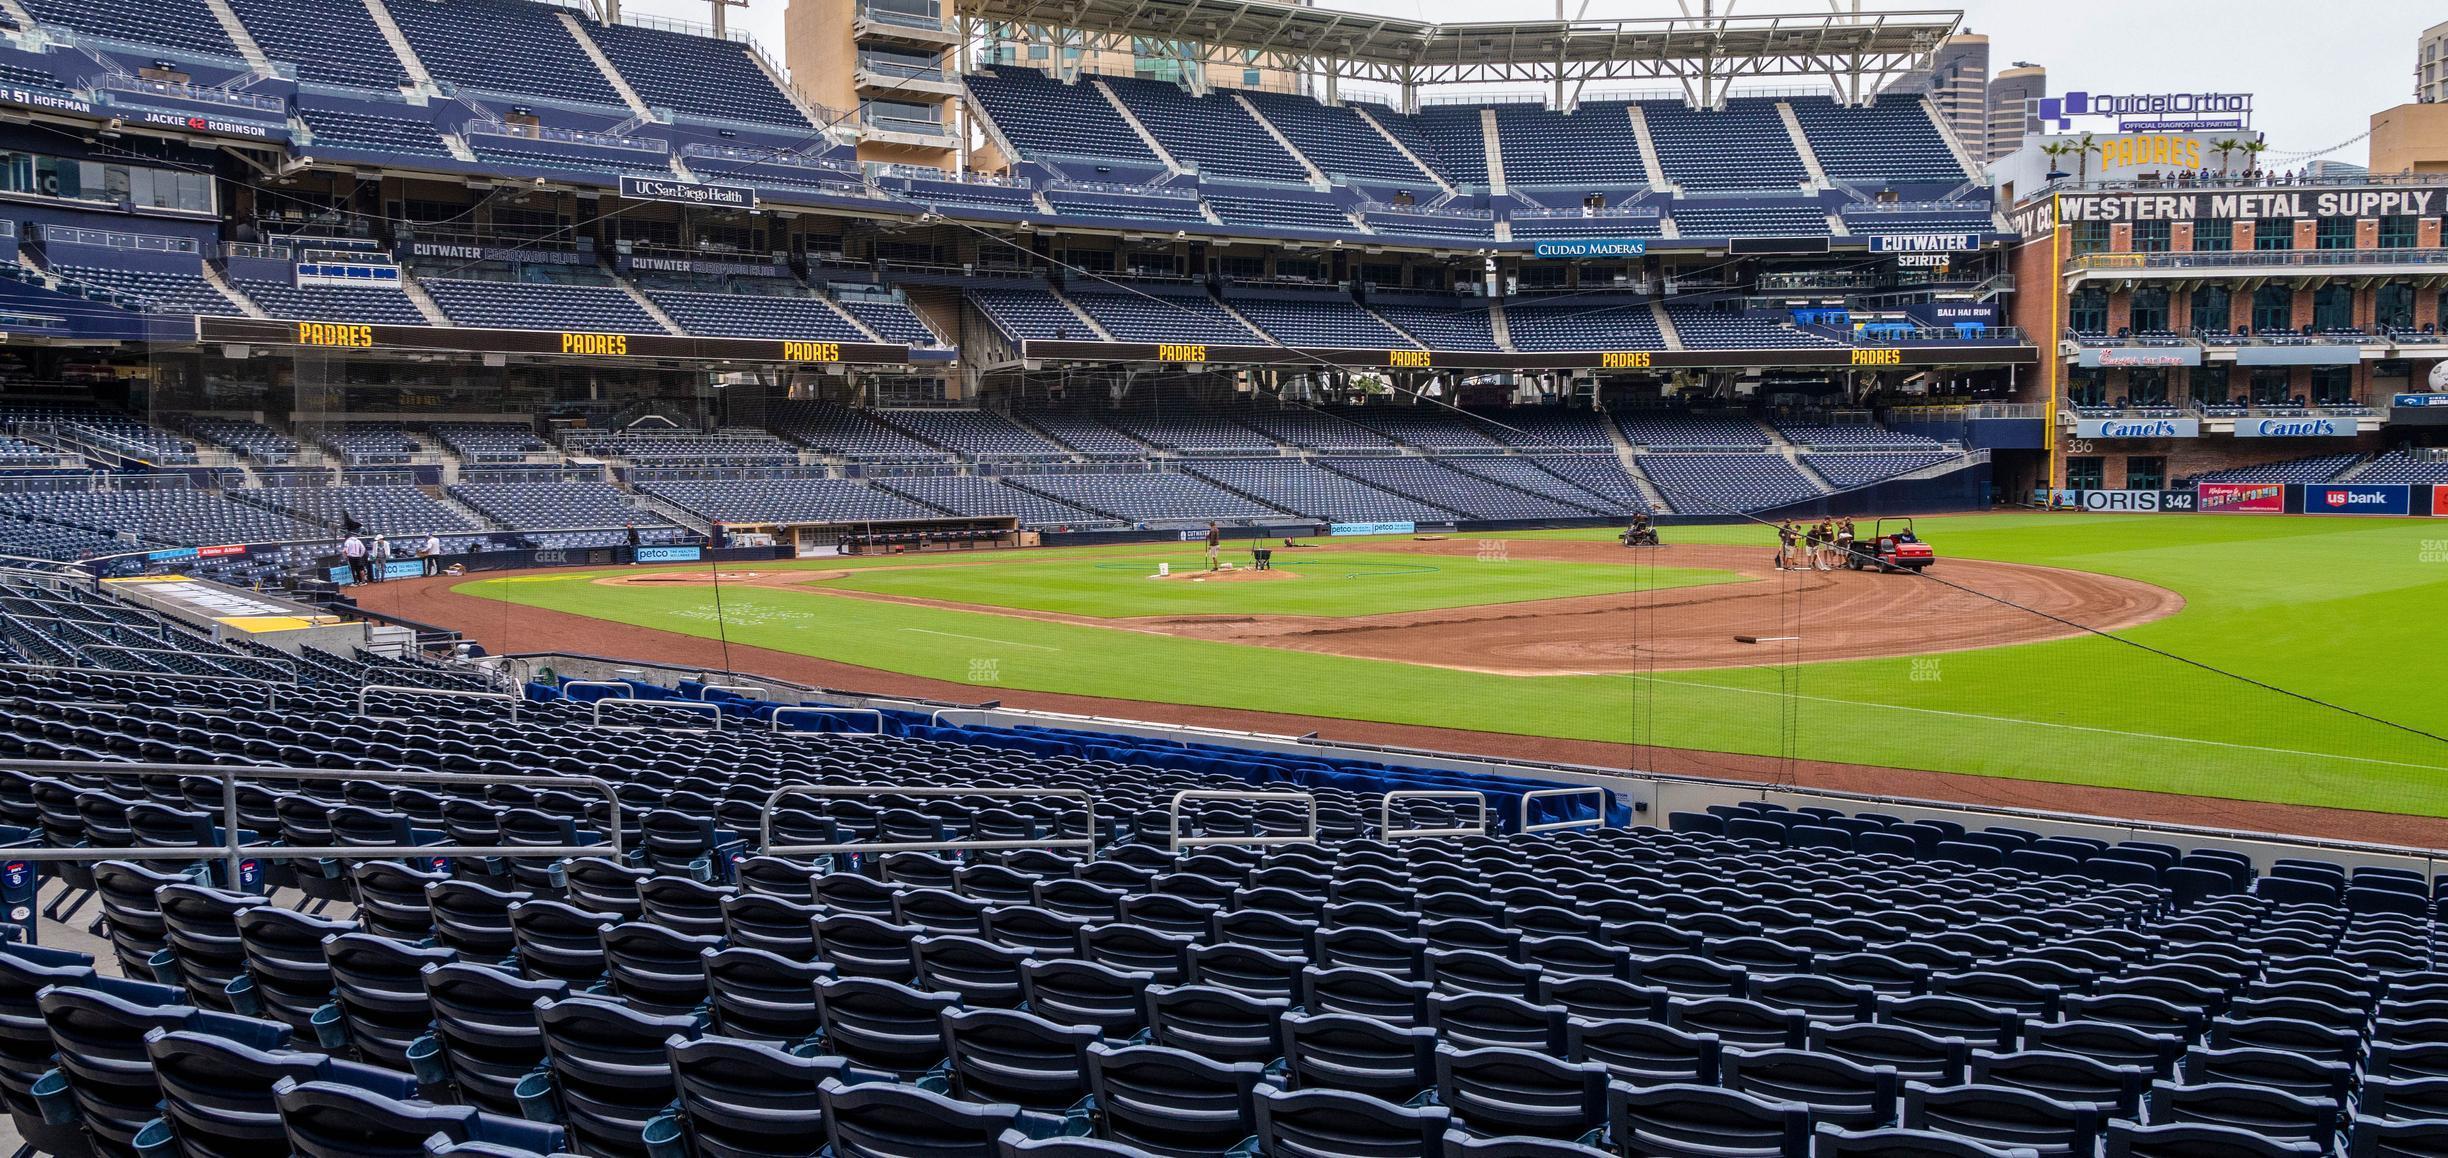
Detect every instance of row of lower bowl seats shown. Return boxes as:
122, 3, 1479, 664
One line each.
0, 582, 2440, 1155
9, 817, 2446, 1158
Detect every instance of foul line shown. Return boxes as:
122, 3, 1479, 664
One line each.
1617, 671, 2448, 775
900, 627, 1062, 652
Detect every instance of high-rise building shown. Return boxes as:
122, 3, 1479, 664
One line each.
1882, 33, 2039, 163
2421, 19, 2448, 104
1886, 33, 1989, 156
1986, 63, 2046, 162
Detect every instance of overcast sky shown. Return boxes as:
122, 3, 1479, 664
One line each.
624, 0, 2435, 167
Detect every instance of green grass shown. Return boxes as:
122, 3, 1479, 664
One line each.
805, 549, 1740, 618
460, 515, 2448, 816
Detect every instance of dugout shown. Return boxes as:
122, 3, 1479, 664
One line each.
725, 516, 1024, 557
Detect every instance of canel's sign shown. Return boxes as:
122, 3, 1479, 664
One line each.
2075, 417, 2199, 439
2234, 417, 2354, 438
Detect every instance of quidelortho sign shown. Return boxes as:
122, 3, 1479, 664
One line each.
2233, 416, 2356, 437
2076, 417, 2199, 439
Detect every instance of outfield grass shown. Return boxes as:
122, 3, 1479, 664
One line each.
461, 515, 2448, 816
806, 549, 1740, 617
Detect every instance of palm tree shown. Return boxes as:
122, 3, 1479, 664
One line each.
2212, 138, 2241, 178
2074, 133, 2097, 186
2243, 139, 2270, 179
2041, 141, 2074, 185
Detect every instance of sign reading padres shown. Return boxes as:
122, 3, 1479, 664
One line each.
1156, 344, 1207, 362
295, 322, 374, 348
560, 332, 629, 356
1600, 351, 1652, 369
1851, 348, 1903, 366
783, 341, 842, 362
1388, 349, 1432, 368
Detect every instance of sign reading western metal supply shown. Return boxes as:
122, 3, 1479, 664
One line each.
2053, 188, 2443, 224
1866, 233, 1987, 253
618, 175, 758, 210
1530, 239, 1648, 259
2305, 484, 2410, 515
2233, 416, 2356, 437
2076, 417, 2199, 439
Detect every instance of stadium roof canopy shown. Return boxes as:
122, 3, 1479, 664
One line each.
960, 0, 1961, 102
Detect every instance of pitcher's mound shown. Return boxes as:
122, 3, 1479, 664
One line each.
1150, 567, 1300, 584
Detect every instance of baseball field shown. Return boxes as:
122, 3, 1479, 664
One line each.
429, 513, 2448, 821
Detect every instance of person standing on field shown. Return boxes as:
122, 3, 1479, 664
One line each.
1204, 521, 1221, 571
1775, 521, 1798, 570
342, 534, 367, 584
420, 533, 442, 576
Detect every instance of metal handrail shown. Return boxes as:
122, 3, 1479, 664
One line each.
0, 758, 623, 885
557, 680, 634, 700
1169, 789, 1318, 851
1379, 790, 1489, 840
756, 784, 1095, 857
590, 698, 722, 731
772, 706, 885, 734
1521, 787, 1610, 834
697, 682, 764, 700
358, 684, 519, 721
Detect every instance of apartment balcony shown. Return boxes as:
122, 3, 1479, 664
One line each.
855, 109, 956, 150
853, 3, 958, 47
855, 58, 963, 100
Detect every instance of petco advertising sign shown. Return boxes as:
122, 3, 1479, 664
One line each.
2196, 482, 2285, 513
2306, 485, 2410, 516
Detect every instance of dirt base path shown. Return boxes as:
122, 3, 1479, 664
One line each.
585, 539, 2184, 676
354, 567, 2448, 849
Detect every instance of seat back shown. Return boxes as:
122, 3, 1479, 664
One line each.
1083, 1041, 1264, 1156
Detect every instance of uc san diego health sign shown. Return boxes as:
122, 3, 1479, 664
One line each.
618, 175, 758, 210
